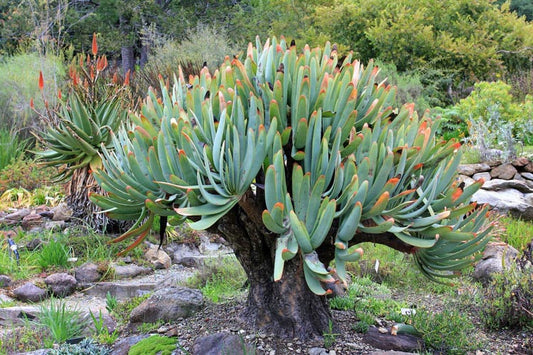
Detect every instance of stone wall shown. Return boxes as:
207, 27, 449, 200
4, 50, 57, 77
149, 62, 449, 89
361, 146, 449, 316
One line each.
458, 157, 533, 220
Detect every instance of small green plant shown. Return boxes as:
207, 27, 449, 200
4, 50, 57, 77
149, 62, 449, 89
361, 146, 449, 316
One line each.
185, 255, 247, 303
352, 321, 370, 333
480, 265, 533, 330
38, 237, 70, 270
105, 291, 118, 313
323, 319, 340, 348
128, 335, 177, 355
137, 320, 165, 333
0, 128, 30, 171
411, 308, 482, 353
0, 322, 50, 353
112, 293, 151, 325
497, 216, 533, 251
89, 310, 120, 345
48, 338, 111, 355
37, 298, 88, 344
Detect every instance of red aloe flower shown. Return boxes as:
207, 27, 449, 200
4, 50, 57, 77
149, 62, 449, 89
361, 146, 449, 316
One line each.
92, 33, 98, 56
38, 71, 44, 91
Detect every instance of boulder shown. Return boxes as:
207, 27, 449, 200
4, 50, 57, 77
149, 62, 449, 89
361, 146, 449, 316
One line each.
472, 189, 533, 221
521, 172, 533, 181
25, 238, 43, 251
51, 203, 73, 221
173, 243, 204, 267
472, 172, 491, 182
112, 264, 152, 280
362, 326, 423, 352
145, 245, 172, 269
457, 163, 490, 176
192, 332, 256, 355
45, 272, 77, 297
482, 179, 533, 193
524, 161, 533, 173
21, 214, 43, 230
512, 157, 530, 167
13, 282, 47, 303
490, 163, 518, 180
474, 243, 519, 282
0, 275, 12, 288
4, 209, 30, 221
111, 334, 150, 355
75, 262, 102, 283
129, 286, 203, 324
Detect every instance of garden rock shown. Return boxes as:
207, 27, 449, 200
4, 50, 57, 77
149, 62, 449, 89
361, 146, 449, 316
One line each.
75, 262, 102, 284
472, 189, 533, 220
472, 172, 491, 182
482, 179, 533, 193
362, 326, 423, 352
42, 220, 66, 232
512, 157, 530, 167
129, 286, 203, 324
25, 238, 42, 251
490, 163, 517, 180
83, 280, 157, 300
4, 208, 30, 221
172, 243, 204, 267
112, 264, 152, 279
521, 172, 533, 180
198, 234, 232, 255
457, 163, 490, 176
0, 294, 13, 303
13, 282, 47, 303
145, 244, 172, 269
192, 332, 256, 355
0, 305, 39, 326
111, 334, 150, 355
474, 243, 519, 283
0, 275, 11, 287
45, 272, 77, 297
21, 213, 42, 230
51, 203, 73, 221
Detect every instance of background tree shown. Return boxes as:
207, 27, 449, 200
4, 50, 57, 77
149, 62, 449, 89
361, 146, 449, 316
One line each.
89, 38, 493, 338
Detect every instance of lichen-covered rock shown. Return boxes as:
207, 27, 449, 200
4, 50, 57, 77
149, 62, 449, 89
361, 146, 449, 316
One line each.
129, 286, 203, 324
75, 262, 102, 283
13, 282, 47, 303
145, 245, 171, 269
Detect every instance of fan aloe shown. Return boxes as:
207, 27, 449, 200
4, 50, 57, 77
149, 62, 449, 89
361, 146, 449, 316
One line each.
36, 34, 130, 231
90, 37, 493, 338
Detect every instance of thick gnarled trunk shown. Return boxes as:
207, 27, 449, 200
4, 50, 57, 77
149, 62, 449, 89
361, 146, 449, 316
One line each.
217, 207, 332, 339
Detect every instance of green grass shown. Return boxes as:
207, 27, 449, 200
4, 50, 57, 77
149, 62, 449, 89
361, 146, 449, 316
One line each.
184, 255, 247, 303
38, 237, 70, 270
497, 216, 533, 251
36, 298, 87, 345
0, 129, 30, 171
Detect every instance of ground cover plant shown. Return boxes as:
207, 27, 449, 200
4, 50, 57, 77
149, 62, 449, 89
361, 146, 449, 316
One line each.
85, 37, 493, 339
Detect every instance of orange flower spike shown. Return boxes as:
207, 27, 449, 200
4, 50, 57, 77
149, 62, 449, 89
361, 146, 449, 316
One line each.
30, 98, 34, 109
90, 66, 95, 80
124, 70, 130, 86
92, 33, 98, 56
112, 72, 118, 84
58, 89, 62, 100
38, 71, 44, 91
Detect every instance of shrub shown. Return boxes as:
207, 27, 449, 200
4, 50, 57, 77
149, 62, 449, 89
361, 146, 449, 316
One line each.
411, 308, 482, 353
480, 266, 533, 330
128, 335, 177, 355
185, 255, 247, 303
48, 338, 110, 355
0, 52, 65, 136
0, 128, 30, 171
0, 158, 59, 194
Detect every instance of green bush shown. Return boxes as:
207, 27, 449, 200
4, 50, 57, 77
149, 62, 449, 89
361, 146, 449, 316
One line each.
0, 52, 65, 136
128, 335, 177, 355
412, 308, 482, 353
0, 158, 59, 194
480, 266, 533, 330
0, 128, 30, 171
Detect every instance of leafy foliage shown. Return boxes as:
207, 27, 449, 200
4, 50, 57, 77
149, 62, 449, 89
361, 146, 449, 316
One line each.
36, 298, 88, 344
38, 238, 70, 270
128, 335, 177, 355
91, 38, 492, 295
0, 158, 59, 195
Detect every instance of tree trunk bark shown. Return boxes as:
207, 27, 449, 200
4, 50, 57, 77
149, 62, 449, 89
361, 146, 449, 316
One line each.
65, 166, 129, 233
216, 207, 333, 339
121, 45, 135, 75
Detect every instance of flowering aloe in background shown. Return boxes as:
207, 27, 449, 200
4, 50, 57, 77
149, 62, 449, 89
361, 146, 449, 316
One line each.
90, 37, 493, 338
36, 34, 131, 231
